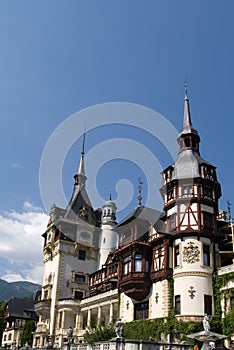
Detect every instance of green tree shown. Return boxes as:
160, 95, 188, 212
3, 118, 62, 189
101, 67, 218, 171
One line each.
0, 301, 6, 345
222, 308, 234, 339
84, 324, 116, 345
20, 320, 36, 347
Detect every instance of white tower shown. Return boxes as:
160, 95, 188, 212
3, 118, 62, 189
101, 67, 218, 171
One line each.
161, 86, 221, 321
97, 195, 119, 270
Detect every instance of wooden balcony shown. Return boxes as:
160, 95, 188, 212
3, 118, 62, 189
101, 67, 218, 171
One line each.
151, 267, 173, 282
119, 272, 152, 301
89, 279, 118, 296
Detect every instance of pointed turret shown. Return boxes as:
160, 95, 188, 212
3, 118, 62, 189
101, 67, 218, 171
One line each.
182, 86, 198, 134
64, 134, 95, 223
177, 84, 200, 154
159, 86, 222, 322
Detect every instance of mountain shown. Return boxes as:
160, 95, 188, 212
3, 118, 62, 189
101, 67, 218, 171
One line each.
0, 279, 41, 301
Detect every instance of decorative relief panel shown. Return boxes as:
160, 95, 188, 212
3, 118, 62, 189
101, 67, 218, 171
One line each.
183, 241, 200, 264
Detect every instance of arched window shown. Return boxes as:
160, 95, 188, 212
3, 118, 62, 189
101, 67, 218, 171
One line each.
134, 254, 142, 272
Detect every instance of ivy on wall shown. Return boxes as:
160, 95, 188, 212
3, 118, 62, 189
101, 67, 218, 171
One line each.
123, 318, 165, 341
123, 278, 203, 343
84, 273, 234, 344
123, 316, 202, 343
124, 273, 234, 342
212, 271, 234, 338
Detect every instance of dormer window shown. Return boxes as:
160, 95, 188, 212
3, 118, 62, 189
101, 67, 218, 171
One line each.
192, 139, 197, 148
167, 189, 174, 201
182, 185, 193, 197
184, 137, 191, 147
203, 187, 213, 199
163, 167, 173, 185
202, 166, 216, 181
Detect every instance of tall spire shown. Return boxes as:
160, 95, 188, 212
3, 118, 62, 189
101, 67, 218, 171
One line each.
183, 82, 192, 132
177, 83, 200, 154
77, 130, 86, 177
65, 129, 94, 221
181, 82, 198, 136
76, 131, 87, 186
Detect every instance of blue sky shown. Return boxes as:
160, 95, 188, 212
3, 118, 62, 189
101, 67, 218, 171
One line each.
0, 1, 233, 283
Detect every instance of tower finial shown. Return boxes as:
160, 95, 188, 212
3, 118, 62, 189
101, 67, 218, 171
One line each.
184, 79, 188, 99
183, 80, 192, 130
177, 83, 200, 153
77, 126, 87, 179
137, 177, 143, 207
82, 125, 86, 156
227, 200, 232, 222
109, 193, 112, 201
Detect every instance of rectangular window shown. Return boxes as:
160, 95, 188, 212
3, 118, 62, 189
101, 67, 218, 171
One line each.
78, 249, 86, 261
167, 189, 174, 201
175, 295, 181, 314
74, 274, 85, 283
182, 186, 193, 197
204, 295, 212, 315
174, 245, 180, 267
203, 187, 212, 199
203, 244, 210, 266
154, 247, 164, 271
169, 214, 176, 231
74, 291, 83, 300
124, 256, 131, 275
203, 212, 213, 228
145, 260, 150, 273
230, 296, 234, 311
134, 254, 142, 272
134, 301, 149, 320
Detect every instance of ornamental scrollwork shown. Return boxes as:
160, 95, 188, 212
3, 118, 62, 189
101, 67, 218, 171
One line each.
183, 241, 200, 264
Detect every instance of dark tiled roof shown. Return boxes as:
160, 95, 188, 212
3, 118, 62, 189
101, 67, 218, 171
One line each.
117, 206, 165, 231
6, 297, 36, 319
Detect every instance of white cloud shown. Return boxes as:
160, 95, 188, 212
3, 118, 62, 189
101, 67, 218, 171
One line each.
0, 201, 49, 284
1, 273, 29, 283
23, 200, 42, 212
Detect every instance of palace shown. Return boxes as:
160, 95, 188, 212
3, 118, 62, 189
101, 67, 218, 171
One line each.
32, 89, 234, 348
